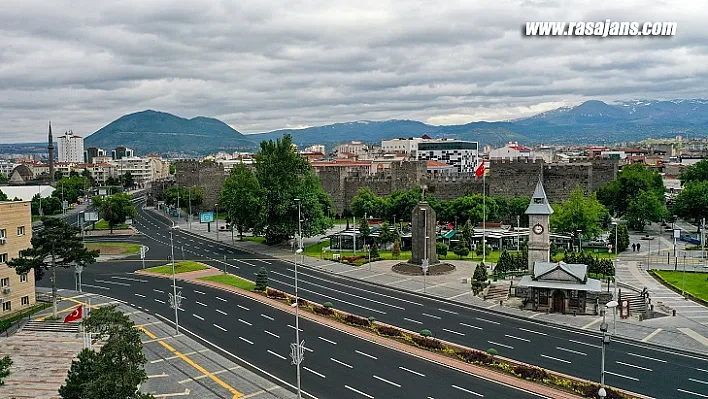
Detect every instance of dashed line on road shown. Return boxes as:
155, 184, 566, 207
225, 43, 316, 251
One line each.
399, 366, 425, 377
303, 367, 325, 378
556, 347, 587, 356
238, 318, 252, 326
216, 309, 227, 316
487, 340, 513, 350
541, 354, 571, 364
518, 327, 546, 336
475, 317, 500, 325
373, 375, 401, 388
264, 330, 280, 339
460, 322, 483, 330
330, 358, 353, 368
135, 293, 146, 298
504, 334, 530, 342
267, 350, 286, 360
213, 324, 227, 332
404, 317, 423, 324
318, 336, 337, 345
239, 336, 254, 345
605, 371, 639, 381
678, 389, 708, 398
616, 361, 652, 372
627, 352, 667, 363
193, 314, 204, 321
451, 384, 483, 397
355, 350, 377, 360
261, 314, 274, 321
345, 385, 373, 398
442, 328, 465, 336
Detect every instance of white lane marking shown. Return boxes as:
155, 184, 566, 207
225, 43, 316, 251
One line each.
605, 371, 639, 381
451, 384, 484, 397
422, 313, 441, 320
373, 375, 401, 388
112, 276, 148, 283
460, 322, 483, 330
399, 366, 425, 377
238, 318, 252, 326
696, 368, 708, 373
518, 327, 547, 336
355, 350, 377, 360
330, 358, 353, 368
476, 317, 500, 325
238, 305, 250, 311
487, 340, 514, 349
194, 290, 206, 295
261, 314, 274, 321
303, 367, 325, 378
344, 385, 373, 398
135, 293, 146, 298
541, 354, 571, 364
505, 334, 530, 342
287, 324, 304, 332
268, 350, 286, 360
404, 317, 423, 324
95, 279, 131, 287
264, 330, 280, 339
688, 378, 708, 385
216, 309, 228, 316
442, 328, 465, 336
438, 308, 459, 315
678, 389, 708, 398
153, 289, 164, 294
154, 299, 166, 304
216, 297, 227, 302
193, 314, 204, 321
196, 301, 208, 307
213, 324, 227, 332
569, 339, 601, 349
237, 336, 253, 345
556, 347, 587, 356
318, 336, 337, 345
270, 278, 387, 315
616, 361, 652, 372
257, 259, 272, 264
627, 352, 667, 363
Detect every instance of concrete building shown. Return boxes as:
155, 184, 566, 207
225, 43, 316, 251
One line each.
0, 201, 35, 316
0, 159, 16, 178
381, 137, 426, 155
84, 147, 106, 163
57, 131, 84, 163
488, 142, 532, 160
110, 157, 170, 187
334, 141, 369, 157
416, 139, 479, 173
112, 146, 134, 160
304, 144, 326, 154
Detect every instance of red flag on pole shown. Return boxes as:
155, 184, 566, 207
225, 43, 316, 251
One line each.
475, 160, 485, 178
64, 306, 83, 323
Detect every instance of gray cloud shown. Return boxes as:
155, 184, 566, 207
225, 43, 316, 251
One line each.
0, 0, 705, 142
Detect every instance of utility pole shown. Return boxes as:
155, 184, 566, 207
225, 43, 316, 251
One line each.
188, 188, 192, 229
292, 198, 304, 399
353, 215, 357, 255
169, 229, 181, 335
216, 202, 220, 241
517, 214, 520, 252
702, 217, 706, 267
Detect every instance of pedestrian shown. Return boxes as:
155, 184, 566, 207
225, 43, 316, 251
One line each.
632, 243, 636, 252
637, 243, 641, 252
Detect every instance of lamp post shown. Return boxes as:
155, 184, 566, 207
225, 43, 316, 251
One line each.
215, 202, 220, 241
188, 188, 192, 229
577, 229, 583, 252
599, 300, 619, 399
517, 215, 521, 252
421, 207, 428, 293
292, 198, 304, 399
673, 225, 679, 271
169, 228, 181, 335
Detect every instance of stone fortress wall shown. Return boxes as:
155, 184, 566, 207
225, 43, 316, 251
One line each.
174, 160, 226, 211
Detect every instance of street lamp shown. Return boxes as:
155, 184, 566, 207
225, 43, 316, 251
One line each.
292, 198, 304, 399
215, 202, 220, 241
577, 229, 583, 252
421, 207, 429, 293
599, 300, 618, 398
611, 221, 619, 335
169, 227, 182, 335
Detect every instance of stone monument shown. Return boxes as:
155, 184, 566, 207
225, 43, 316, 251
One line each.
410, 200, 438, 267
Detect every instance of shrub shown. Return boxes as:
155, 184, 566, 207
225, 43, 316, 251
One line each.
513, 364, 549, 381
312, 305, 334, 316
486, 348, 498, 357
343, 314, 370, 327
255, 267, 268, 291
392, 239, 401, 259
411, 335, 444, 350
436, 242, 448, 258
376, 325, 402, 337
453, 245, 470, 259
367, 316, 376, 323
419, 329, 432, 337
266, 289, 287, 299
323, 302, 334, 309
456, 349, 492, 364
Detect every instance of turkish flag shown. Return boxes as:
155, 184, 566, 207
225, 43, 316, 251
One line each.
64, 306, 83, 323
475, 161, 486, 178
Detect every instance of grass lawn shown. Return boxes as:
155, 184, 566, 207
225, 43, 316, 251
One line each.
242, 236, 266, 244
85, 241, 141, 255
653, 270, 708, 303
32, 215, 42, 222
145, 261, 209, 274
90, 219, 128, 230
552, 249, 616, 262
198, 274, 256, 291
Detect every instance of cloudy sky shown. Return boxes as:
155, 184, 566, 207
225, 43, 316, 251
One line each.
1, 0, 705, 142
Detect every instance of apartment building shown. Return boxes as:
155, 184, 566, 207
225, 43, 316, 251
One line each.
416, 139, 479, 173
57, 131, 85, 163
0, 200, 35, 316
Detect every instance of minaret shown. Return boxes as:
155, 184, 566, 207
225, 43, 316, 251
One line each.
524, 178, 554, 273
48, 121, 55, 185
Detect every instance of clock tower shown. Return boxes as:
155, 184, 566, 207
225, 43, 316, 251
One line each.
524, 179, 554, 274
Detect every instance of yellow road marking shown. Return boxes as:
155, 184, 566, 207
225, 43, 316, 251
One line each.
138, 326, 243, 399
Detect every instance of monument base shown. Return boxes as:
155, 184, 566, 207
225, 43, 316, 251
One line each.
391, 262, 456, 276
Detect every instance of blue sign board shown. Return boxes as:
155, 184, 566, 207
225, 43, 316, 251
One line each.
200, 212, 215, 223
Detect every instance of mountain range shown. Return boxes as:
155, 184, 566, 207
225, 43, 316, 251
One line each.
80, 99, 708, 155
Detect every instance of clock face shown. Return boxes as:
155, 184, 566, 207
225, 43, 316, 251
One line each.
532, 223, 544, 235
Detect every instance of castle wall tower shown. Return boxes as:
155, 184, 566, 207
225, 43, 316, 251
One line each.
48, 121, 55, 185
524, 179, 553, 273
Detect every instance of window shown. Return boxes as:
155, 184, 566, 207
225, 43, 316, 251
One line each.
2, 301, 10, 312
21, 296, 29, 306
0, 229, 5, 239
17, 226, 25, 236
0, 278, 8, 287
538, 288, 548, 305
0, 253, 6, 263
20, 273, 27, 283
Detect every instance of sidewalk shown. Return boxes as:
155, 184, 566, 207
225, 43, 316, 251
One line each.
3, 288, 297, 399
159, 209, 708, 354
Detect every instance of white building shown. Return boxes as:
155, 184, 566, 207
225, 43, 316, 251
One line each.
0, 160, 16, 178
381, 137, 427, 156
334, 141, 368, 156
488, 142, 533, 160
57, 131, 84, 163
304, 144, 326, 154
416, 139, 479, 173
109, 157, 170, 187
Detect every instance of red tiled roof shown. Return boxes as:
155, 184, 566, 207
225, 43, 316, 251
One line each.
426, 161, 450, 168
311, 160, 372, 167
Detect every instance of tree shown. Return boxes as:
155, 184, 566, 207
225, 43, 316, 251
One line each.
391, 239, 401, 259
461, 219, 475, 250
597, 164, 665, 217
106, 176, 120, 186
164, 186, 205, 213
358, 217, 371, 239
220, 164, 262, 240
384, 188, 422, 222
369, 241, 380, 258
120, 172, 135, 189
436, 242, 448, 258
453, 244, 470, 259
169, 163, 176, 175
7, 217, 99, 317
626, 189, 667, 231
31, 194, 61, 216
472, 262, 488, 294
95, 193, 137, 233
378, 221, 394, 246
254, 134, 332, 244
551, 186, 609, 239
494, 196, 531, 226
608, 224, 630, 253
0, 172, 7, 184
495, 249, 514, 276
255, 267, 269, 291
672, 181, 708, 223
0, 189, 7, 201
0, 355, 11, 386
679, 159, 708, 185
59, 348, 97, 398
53, 176, 92, 204
351, 188, 386, 218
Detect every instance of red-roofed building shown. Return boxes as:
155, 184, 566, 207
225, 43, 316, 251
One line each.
489, 142, 533, 160
426, 160, 455, 175
311, 159, 373, 175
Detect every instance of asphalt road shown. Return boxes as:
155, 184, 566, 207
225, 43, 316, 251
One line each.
40, 196, 708, 399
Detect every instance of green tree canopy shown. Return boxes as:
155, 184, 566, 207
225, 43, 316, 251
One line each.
597, 164, 665, 217
0, 172, 7, 184
672, 180, 708, 223
31, 194, 61, 216
494, 196, 530, 226
461, 219, 475, 250
626, 189, 667, 231
94, 193, 137, 233
358, 217, 371, 238
255, 134, 332, 244
434, 194, 498, 226
0, 355, 11, 386
120, 172, 135, 189
0, 189, 7, 201
384, 187, 422, 222
220, 164, 262, 240
679, 159, 708, 185
550, 186, 609, 239
53, 176, 92, 204
608, 224, 630, 253
351, 188, 386, 218
7, 217, 98, 317
163, 186, 205, 213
